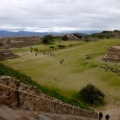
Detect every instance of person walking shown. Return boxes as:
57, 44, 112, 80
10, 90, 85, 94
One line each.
105, 114, 110, 120
99, 112, 103, 120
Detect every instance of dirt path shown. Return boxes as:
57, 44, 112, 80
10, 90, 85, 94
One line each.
95, 103, 120, 120
95, 56, 120, 119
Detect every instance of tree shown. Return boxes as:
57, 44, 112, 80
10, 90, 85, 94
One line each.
43, 35, 54, 44
79, 84, 105, 104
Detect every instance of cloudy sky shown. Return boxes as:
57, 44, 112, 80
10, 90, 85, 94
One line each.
0, 0, 120, 32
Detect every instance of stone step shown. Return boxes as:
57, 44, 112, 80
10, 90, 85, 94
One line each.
0, 105, 98, 120
38, 114, 52, 120
12, 110, 31, 120
0, 115, 7, 120
0, 104, 14, 113
0, 105, 16, 120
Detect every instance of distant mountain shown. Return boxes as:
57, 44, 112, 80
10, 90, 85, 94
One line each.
80, 30, 102, 34
0, 30, 60, 37
0, 30, 102, 38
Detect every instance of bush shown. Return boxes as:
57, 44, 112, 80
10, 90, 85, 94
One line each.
57, 45, 66, 49
34, 48, 39, 52
79, 83, 105, 104
85, 39, 89, 42
49, 46, 54, 49
43, 35, 54, 44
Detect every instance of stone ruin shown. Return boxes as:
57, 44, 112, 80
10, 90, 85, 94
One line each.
0, 75, 98, 119
60, 34, 78, 40
0, 49, 19, 61
0, 36, 42, 48
103, 45, 120, 62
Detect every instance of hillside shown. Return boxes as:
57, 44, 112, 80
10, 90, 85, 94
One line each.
0, 30, 101, 38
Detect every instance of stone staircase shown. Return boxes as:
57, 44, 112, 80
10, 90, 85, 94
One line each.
0, 76, 98, 120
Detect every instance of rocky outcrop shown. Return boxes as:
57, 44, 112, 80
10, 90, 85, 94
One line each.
0, 76, 98, 119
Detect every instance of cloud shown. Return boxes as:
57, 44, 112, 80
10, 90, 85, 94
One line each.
0, 0, 120, 32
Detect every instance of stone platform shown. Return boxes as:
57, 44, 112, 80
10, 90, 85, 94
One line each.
103, 46, 120, 62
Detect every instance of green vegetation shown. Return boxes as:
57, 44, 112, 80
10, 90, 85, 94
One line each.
43, 35, 54, 44
49, 46, 55, 49
1, 38, 120, 109
87, 30, 120, 39
0, 63, 90, 110
79, 83, 105, 104
57, 45, 66, 49
11, 40, 84, 53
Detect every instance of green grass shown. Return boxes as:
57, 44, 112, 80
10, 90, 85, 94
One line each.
1, 38, 120, 108
11, 40, 84, 53
0, 63, 90, 110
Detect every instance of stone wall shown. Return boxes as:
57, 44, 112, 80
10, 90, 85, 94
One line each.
103, 46, 120, 62
0, 76, 98, 118
0, 36, 42, 48
0, 49, 19, 60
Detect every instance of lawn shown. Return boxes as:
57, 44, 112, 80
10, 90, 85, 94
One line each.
11, 40, 84, 53
2, 38, 120, 105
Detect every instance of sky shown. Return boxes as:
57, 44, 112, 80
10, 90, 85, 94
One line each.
0, 0, 120, 32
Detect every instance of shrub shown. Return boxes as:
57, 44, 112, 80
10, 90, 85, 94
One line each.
34, 48, 39, 52
79, 83, 105, 104
49, 46, 54, 49
57, 45, 66, 49
85, 39, 89, 42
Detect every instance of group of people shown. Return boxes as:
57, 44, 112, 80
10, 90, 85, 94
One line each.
99, 112, 110, 120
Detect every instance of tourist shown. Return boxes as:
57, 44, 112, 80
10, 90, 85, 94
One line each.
105, 67, 108, 72
98, 112, 103, 120
105, 114, 110, 120
106, 59, 108, 63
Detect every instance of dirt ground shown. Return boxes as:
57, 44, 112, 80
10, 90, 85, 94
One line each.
94, 95, 120, 120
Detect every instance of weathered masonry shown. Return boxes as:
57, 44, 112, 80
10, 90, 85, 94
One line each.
0, 49, 19, 60
0, 76, 98, 118
0, 36, 42, 48
103, 45, 120, 62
